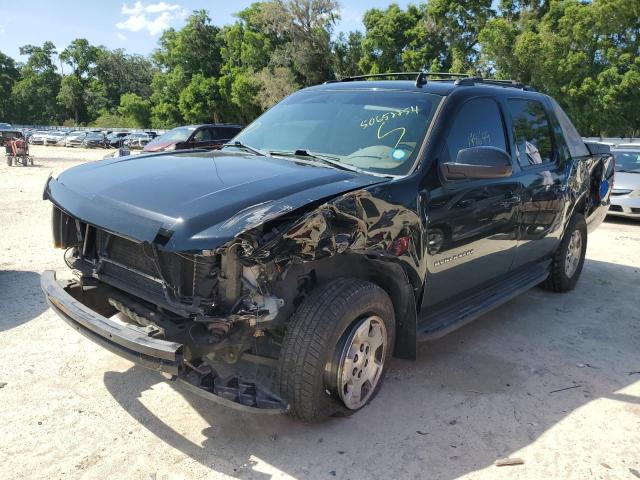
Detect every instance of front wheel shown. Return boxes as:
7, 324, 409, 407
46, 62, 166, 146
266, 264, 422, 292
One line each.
542, 213, 587, 292
278, 278, 395, 421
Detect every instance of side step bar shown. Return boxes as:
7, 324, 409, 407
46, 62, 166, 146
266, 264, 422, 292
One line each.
417, 264, 550, 341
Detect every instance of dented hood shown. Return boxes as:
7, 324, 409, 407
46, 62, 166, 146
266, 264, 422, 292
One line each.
45, 150, 387, 251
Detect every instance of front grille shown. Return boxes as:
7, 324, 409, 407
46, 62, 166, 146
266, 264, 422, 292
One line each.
108, 235, 157, 276
101, 260, 165, 298
92, 229, 218, 307
609, 205, 623, 212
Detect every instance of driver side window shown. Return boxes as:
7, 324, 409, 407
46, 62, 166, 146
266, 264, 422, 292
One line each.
444, 98, 508, 163
193, 128, 212, 142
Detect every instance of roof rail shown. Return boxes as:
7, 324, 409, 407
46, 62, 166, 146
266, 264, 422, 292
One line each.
454, 77, 536, 91
332, 71, 473, 88
327, 71, 535, 90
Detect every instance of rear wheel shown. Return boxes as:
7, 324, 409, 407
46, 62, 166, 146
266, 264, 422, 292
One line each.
6, 156, 12, 166
542, 213, 587, 292
278, 278, 395, 421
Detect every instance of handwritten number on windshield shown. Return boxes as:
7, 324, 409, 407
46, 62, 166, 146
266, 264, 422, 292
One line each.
360, 105, 419, 148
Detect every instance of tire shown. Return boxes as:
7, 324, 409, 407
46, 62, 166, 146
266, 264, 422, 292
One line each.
541, 213, 587, 292
278, 278, 395, 421
6, 156, 12, 166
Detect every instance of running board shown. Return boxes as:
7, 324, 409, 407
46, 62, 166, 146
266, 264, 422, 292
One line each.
417, 264, 549, 341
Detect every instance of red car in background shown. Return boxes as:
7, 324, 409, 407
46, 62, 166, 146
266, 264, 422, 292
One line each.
143, 124, 243, 153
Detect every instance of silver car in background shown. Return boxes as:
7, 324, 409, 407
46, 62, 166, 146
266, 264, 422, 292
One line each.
28, 130, 50, 145
64, 131, 88, 147
609, 146, 640, 219
42, 131, 66, 145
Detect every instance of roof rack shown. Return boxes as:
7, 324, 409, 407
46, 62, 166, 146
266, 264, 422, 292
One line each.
329, 71, 535, 90
453, 76, 536, 91
332, 71, 471, 88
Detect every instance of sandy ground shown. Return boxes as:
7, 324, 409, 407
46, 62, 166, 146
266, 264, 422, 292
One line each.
0, 145, 639, 480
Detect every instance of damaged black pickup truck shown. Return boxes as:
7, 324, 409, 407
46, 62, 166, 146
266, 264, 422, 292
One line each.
41, 73, 614, 421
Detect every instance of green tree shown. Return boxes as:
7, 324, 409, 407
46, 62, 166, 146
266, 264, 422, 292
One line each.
118, 92, 151, 127
56, 75, 85, 124
151, 11, 225, 127
150, 68, 186, 128
479, 0, 640, 136
255, 0, 339, 84
93, 48, 154, 110
12, 42, 61, 124
57, 39, 99, 123
358, 4, 421, 73
0, 51, 19, 121
178, 74, 221, 123
256, 66, 299, 109
332, 31, 364, 78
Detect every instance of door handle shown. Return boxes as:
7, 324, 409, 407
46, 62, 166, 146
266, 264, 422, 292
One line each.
499, 192, 521, 208
504, 192, 521, 203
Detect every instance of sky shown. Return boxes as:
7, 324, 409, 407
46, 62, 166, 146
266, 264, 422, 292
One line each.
0, 0, 415, 62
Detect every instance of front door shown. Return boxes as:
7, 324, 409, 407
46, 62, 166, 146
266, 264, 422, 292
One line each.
422, 96, 520, 308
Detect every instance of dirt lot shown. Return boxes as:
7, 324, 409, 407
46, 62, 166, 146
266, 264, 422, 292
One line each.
1, 145, 639, 480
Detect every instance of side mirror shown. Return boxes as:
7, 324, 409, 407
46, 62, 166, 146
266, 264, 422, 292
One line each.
441, 146, 513, 180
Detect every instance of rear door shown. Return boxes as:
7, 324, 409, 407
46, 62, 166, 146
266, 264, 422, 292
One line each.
422, 96, 520, 307
505, 96, 566, 269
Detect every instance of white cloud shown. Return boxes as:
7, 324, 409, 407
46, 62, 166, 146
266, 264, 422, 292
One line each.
116, 32, 127, 41
117, 2, 187, 36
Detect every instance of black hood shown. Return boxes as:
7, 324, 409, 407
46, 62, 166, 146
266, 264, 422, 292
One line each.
46, 150, 387, 251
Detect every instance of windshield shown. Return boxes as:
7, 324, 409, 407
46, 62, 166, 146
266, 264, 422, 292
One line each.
86, 133, 103, 139
234, 89, 442, 175
612, 150, 640, 172
149, 127, 194, 144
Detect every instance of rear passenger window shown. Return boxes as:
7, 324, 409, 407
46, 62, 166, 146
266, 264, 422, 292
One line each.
508, 99, 554, 166
212, 128, 228, 139
549, 98, 590, 158
445, 98, 507, 163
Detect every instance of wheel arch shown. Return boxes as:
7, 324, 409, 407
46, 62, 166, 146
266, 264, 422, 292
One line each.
298, 253, 418, 360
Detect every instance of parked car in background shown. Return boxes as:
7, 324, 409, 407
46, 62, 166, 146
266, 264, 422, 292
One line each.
81, 131, 108, 149
106, 132, 130, 148
28, 130, 52, 145
143, 124, 243, 153
608, 146, 640, 219
0, 122, 11, 129
64, 131, 88, 147
43, 131, 66, 146
124, 132, 154, 149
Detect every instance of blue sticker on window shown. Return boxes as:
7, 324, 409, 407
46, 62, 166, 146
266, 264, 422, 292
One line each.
391, 149, 406, 161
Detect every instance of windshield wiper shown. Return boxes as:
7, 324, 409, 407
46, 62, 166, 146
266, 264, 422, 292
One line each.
269, 149, 364, 173
220, 141, 267, 156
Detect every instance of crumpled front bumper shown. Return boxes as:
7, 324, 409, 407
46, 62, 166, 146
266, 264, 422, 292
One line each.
40, 270, 287, 413
40, 270, 183, 375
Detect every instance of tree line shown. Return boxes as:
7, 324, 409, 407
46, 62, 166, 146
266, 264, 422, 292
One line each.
0, 0, 638, 136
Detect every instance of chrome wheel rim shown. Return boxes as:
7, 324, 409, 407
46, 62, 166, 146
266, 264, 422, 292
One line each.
337, 315, 387, 410
565, 229, 583, 278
